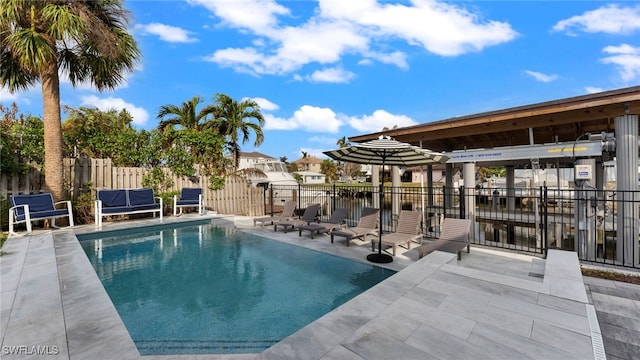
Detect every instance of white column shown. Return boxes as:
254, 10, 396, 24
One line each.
372, 165, 380, 209
463, 162, 476, 240
615, 114, 639, 266
392, 167, 402, 230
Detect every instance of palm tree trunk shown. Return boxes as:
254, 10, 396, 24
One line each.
41, 62, 64, 201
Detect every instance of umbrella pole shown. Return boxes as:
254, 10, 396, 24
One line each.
367, 158, 393, 264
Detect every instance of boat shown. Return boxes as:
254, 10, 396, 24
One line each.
244, 160, 299, 188
241, 159, 326, 211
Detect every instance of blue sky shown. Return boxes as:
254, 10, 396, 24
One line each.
2, 1, 640, 162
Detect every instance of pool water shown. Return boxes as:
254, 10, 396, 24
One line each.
79, 222, 395, 355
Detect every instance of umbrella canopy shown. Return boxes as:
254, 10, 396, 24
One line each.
323, 136, 450, 263
323, 136, 448, 167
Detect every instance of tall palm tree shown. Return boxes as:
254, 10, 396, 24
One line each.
210, 93, 265, 171
156, 96, 213, 131
0, 0, 140, 200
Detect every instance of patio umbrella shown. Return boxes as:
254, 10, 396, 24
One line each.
323, 135, 449, 263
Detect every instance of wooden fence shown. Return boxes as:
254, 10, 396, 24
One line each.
0, 158, 265, 216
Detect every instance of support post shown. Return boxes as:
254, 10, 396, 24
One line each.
615, 114, 639, 266
463, 162, 476, 241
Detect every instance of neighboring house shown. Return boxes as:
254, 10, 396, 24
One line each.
407, 164, 453, 183
237, 151, 276, 170
295, 171, 326, 185
293, 156, 323, 173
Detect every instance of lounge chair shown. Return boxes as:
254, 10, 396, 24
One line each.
9, 193, 75, 235
330, 207, 379, 246
418, 218, 472, 260
372, 210, 422, 256
274, 203, 320, 232
173, 188, 204, 216
298, 207, 348, 239
254, 200, 296, 228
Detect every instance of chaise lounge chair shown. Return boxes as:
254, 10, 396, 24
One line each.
173, 188, 204, 216
372, 210, 422, 256
418, 218, 472, 260
274, 203, 320, 232
330, 207, 379, 246
254, 200, 296, 228
298, 207, 348, 239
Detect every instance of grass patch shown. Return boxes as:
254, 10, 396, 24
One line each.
581, 266, 640, 285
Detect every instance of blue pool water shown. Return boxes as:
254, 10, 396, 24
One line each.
79, 221, 395, 355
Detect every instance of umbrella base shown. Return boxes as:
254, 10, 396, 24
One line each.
367, 253, 393, 263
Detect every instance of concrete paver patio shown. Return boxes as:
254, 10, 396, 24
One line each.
0, 214, 627, 359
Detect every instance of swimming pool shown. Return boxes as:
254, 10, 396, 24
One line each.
79, 221, 395, 355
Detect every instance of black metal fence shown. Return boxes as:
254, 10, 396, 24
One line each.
264, 183, 640, 269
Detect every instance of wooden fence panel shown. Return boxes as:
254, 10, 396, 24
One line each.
2, 158, 266, 216
0, 167, 43, 198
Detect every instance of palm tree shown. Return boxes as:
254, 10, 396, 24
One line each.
210, 93, 265, 171
300, 151, 310, 171
157, 96, 213, 131
335, 136, 349, 178
337, 136, 349, 148
0, 0, 140, 200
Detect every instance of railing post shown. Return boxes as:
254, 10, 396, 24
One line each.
459, 185, 465, 219
542, 186, 548, 258
442, 186, 448, 219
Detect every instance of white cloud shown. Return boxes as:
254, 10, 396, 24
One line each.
297, 147, 327, 159
0, 87, 20, 102
136, 23, 198, 43
251, 97, 279, 111
348, 110, 418, 133
585, 86, 604, 94
306, 67, 356, 83
189, 0, 289, 33
197, 0, 516, 75
601, 44, 640, 82
553, 5, 640, 35
80, 95, 150, 127
264, 105, 343, 132
318, 0, 518, 56
525, 70, 558, 83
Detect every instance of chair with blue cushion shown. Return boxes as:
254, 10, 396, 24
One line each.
173, 188, 204, 216
9, 193, 74, 235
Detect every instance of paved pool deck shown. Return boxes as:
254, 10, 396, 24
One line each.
1, 214, 634, 359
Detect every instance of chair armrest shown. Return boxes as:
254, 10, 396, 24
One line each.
54, 200, 72, 210
155, 196, 163, 207
9, 204, 28, 215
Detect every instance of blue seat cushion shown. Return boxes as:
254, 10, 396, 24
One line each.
179, 188, 202, 201
129, 188, 156, 206
101, 206, 135, 214
132, 203, 161, 212
176, 199, 200, 206
98, 190, 127, 208
20, 209, 70, 222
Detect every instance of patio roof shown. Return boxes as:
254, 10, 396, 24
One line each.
349, 86, 640, 153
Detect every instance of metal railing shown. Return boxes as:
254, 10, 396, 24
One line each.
264, 183, 640, 269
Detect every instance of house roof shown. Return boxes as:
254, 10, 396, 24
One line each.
349, 86, 640, 154
238, 151, 275, 159
294, 156, 323, 164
